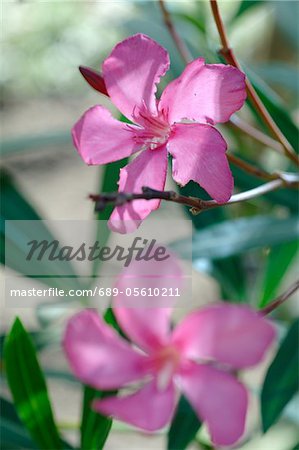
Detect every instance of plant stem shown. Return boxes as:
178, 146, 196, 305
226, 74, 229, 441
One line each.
261, 280, 299, 315
158, 0, 192, 64
227, 153, 277, 181
209, 0, 298, 166
89, 174, 298, 214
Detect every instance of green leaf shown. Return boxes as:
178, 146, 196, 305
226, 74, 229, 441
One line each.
4, 317, 64, 449
1, 330, 55, 365
272, 1, 299, 50
172, 215, 299, 261
1, 169, 82, 291
233, 0, 262, 19
167, 395, 201, 450
179, 182, 246, 300
175, 12, 206, 35
261, 319, 299, 432
80, 386, 113, 450
0, 397, 38, 449
1, 131, 70, 157
247, 69, 299, 153
259, 240, 299, 308
253, 63, 299, 96
103, 307, 124, 337
213, 257, 247, 301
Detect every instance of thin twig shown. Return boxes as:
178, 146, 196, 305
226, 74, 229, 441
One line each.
261, 280, 299, 315
227, 153, 277, 181
89, 174, 298, 214
158, 0, 192, 64
209, 0, 298, 166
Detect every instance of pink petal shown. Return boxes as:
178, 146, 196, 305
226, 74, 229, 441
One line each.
167, 123, 233, 203
113, 256, 183, 353
108, 146, 168, 233
63, 310, 148, 390
172, 304, 276, 369
102, 34, 170, 121
72, 105, 139, 165
180, 362, 248, 446
93, 379, 176, 431
159, 58, 246, 125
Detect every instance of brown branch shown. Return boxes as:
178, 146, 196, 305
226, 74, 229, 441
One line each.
89, 174, 298, 214
158, 0, 192, 65
210, 0, 298, 166
261, 280, 299, 315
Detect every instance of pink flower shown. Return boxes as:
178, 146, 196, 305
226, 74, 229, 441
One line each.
63, 304, 274, 446
73, 34, 246, 233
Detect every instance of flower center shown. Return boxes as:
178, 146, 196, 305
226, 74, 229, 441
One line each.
153, 346, 181, 391
130, 108, 170, 150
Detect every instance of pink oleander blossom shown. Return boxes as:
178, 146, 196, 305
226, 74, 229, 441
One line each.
72, 33, 246, 233
63, 304, 274, 446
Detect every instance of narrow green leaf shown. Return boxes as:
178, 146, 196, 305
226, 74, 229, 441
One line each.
175, 12, 206, 35
80, 386, 113, 450
167, 395, 201, 450
1, 330, 54, 364
4, 317, 64, 449
1, 397, 74, 450
272, 1, 299, 50
233, 0, 262, 19
0, 397, 38, 449
172, 216, 298, 260
1, 131, 70, 157
212, 257, 247, 301
261, 319, 299, 432
1, 169, 82, 291
179, 181, 246, 300
259, 240, 299, 308
247, 69, 299, 153
253, 63, 299, 95
103, 307, 124, 337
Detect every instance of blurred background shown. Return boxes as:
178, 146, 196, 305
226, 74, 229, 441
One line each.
1, 1, 298, 449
